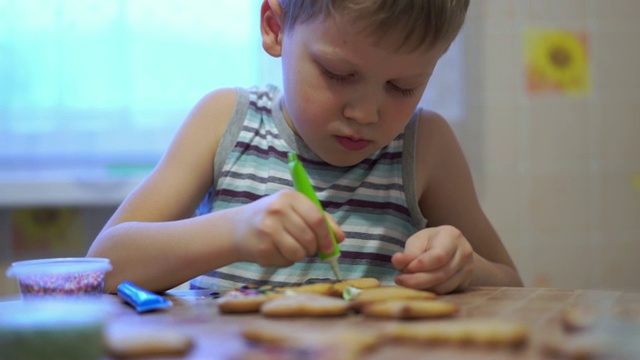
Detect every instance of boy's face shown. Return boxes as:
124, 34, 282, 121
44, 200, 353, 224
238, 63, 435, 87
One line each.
279, 12, 447, 167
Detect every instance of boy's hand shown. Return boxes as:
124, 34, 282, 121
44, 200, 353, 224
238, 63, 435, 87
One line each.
391, 225, 474, 294
233, 189, 344, 267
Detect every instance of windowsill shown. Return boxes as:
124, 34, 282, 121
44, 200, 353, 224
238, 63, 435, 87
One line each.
0, 178, 141, 207
0, 166, 150, 208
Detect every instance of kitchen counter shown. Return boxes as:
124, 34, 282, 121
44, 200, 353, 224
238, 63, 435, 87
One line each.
101, 286, 640, 359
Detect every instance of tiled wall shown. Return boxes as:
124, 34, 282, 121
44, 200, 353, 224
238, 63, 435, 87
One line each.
458, 0, 639, 292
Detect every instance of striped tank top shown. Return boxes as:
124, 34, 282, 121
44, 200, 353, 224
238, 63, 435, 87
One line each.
190, 85, 427, 291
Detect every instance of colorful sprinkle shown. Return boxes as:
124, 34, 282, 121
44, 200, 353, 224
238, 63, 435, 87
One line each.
17, 271, 105, 297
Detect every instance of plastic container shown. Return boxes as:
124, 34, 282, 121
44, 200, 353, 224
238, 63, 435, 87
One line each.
0, 299, 109, 360
6, 258, 112, 298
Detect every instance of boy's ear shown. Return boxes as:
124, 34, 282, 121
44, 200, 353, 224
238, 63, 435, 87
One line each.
261, 0, 284, 57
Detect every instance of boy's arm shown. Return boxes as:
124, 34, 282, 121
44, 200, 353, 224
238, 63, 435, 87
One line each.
87, 88, 241, 293
414, 109, 523, 288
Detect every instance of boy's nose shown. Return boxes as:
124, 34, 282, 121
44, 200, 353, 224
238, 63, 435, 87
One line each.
342, 87, 380, 124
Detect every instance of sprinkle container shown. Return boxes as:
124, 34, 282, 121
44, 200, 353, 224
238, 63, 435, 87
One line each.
6, 257, 112, 298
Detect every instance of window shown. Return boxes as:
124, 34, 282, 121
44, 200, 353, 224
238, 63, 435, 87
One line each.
0, 0, 463, 205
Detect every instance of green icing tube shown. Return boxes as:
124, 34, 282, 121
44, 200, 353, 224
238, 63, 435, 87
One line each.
288, 152, 342, 280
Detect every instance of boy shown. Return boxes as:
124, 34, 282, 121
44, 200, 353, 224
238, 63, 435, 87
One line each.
88, 0, 522, 294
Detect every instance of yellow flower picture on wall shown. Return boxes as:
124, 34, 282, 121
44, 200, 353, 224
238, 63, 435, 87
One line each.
11, 208, 84, 255
525, 29, 591, 95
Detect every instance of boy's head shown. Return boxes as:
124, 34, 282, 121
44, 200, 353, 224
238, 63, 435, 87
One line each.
277, 0, 469, 52
260, 0, 470, 167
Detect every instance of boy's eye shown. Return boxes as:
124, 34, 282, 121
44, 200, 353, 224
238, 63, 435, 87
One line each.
387, 82, 417, 97
320, 65, 418, 97
321, 67, 352, 83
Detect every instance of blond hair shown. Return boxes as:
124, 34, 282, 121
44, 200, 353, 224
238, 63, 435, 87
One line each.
279, 0, 469, 51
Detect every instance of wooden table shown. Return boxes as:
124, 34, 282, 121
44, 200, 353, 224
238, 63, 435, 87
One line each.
104, 286, 640, 359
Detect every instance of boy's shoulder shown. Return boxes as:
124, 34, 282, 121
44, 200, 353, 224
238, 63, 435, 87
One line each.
415, 108, 450, 129
414, 108, 458, 144
412, 107, 464, 195
197, 84, 279, 110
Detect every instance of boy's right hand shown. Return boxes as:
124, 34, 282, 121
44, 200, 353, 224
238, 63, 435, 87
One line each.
232, 189, 344, 267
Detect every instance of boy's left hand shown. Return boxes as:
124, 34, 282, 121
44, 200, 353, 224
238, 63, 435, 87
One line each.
391, 225, 474, 294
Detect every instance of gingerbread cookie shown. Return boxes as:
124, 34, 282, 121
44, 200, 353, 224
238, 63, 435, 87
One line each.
542, 335, 612, 359
274, 282, 335, 296
274, 277, 381, 297
260, 293, 351, 317
330, 278, 380, 297
219, 277, 382, 314
104, 324, 193, 358
361, 299, 459, 319
242, 322, 383, 360
562, 303, 640, 333
562, 305, 598, 332
218, 288, 282, 314
351, 286, 437, 310
386, 319, 529, 347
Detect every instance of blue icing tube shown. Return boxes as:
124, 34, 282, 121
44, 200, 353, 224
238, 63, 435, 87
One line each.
117, 281, 172, 313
